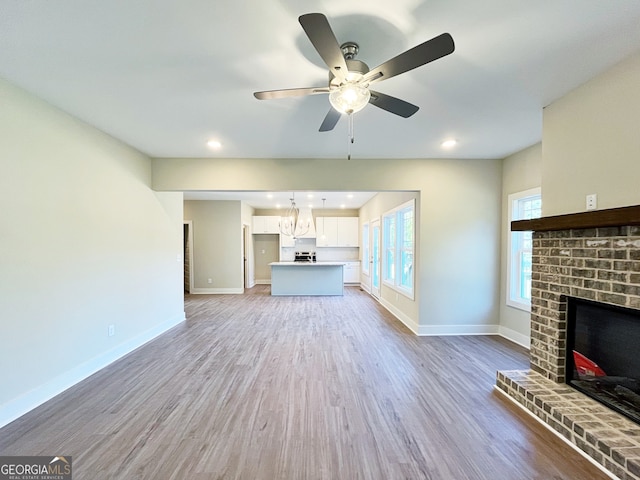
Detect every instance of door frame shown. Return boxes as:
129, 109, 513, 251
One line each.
242, 223, 252, 290
183, 221, 194, 294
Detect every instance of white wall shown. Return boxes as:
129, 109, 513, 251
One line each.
0, 78, 185, 427
542, 51, 640, 216
499, 143, 542, 347
183, 200, 243, 293
153, 157, 503, 335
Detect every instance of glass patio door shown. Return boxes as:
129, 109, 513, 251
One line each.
371, 218, 380, 298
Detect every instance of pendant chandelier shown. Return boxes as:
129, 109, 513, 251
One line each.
280, 193, 310, 238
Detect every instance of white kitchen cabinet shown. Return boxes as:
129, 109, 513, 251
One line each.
315, 217, 326, 246
316, 217, 358, 247
252, 216, 281, 234
337, 217, 359, 247
343, 262, 360, 284
316, 217, 337, 247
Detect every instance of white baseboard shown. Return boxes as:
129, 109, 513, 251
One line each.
377, 297, 506, 338
254, 279, 271, 285
0, 312, 185, 429
191, 287, 244, 294
417, 323, 500, 336
378, 297, 420, 334
498, 326, 530, 349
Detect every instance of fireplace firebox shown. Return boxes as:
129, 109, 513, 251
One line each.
567, 296, 640, 425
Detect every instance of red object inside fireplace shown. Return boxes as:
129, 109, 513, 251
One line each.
573, 350, 607, 378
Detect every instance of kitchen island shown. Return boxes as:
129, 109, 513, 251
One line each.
269, 262, 344, 296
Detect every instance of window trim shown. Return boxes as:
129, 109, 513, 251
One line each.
382, 199, 415, 300
506, 187, 541, 311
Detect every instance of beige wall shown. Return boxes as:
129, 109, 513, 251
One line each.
154, 157, 503, 334
542, 51, 640, 216
253, 234, 280, 282
183, 200, 243, 292
499, 143, 542, 346
359, 192, 421, 331
0, 78, 184, 426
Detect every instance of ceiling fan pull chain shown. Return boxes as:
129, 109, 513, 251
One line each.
347, 114, 355, 160
350, 114, 355, 143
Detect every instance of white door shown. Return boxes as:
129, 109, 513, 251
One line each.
371, 219, 381, 299
361, 222, 371, 292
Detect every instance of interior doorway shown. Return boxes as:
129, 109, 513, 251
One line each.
183, 221, 194, 294
242, 224, 250, 290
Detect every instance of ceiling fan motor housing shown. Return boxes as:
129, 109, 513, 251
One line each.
329, 59, 370, 88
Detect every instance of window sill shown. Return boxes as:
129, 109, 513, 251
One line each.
383, 281, 415, 301
506, 299, 531, 312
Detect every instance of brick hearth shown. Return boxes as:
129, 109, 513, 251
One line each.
497, 223, 640, 480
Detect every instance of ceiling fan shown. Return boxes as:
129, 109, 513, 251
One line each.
254, 13, 455, 132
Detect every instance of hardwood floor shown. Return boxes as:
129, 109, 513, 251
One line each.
0, 286, 610, 479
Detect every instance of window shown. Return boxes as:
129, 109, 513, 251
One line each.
382, 200, 415, 298
507, 188, 542, 310
362, 222, 370, 275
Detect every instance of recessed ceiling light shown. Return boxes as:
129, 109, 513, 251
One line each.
307, 194, 314, 199
441, 139, 457, 149
267, 194, 273, 199
347, 194, 354, 199
340, 204, 346, 209
207, 139, 222, 149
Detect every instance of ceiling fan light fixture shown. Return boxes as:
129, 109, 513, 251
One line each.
329, 83, 370, 115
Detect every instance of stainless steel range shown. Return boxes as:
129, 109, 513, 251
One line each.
294, 251, 316, 262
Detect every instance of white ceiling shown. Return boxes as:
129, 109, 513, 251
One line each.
2, 1, 640, 163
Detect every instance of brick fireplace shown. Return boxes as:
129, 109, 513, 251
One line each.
496, 206, 640, 480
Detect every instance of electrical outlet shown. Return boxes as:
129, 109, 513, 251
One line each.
586, 193, 597, 211
108, 324, 115, 337
207, 278, 212, 284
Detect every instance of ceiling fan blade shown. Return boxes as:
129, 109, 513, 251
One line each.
319, 108, 341, 132
362, 33, 455, 85
368, 91, 419, 118
254, 87, 329, 100
299, 13, 348, 82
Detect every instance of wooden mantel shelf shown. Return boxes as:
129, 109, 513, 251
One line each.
511, 205, 640, 232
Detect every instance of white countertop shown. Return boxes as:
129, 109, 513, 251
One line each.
269, 262, 346, 266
